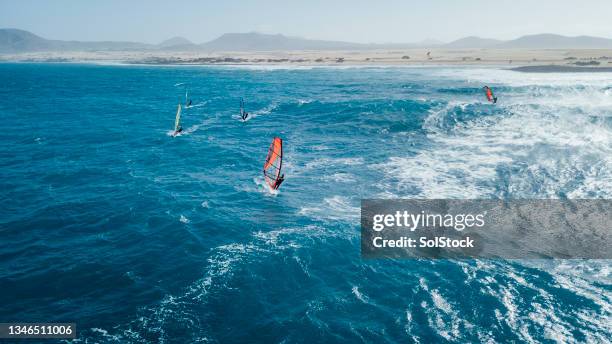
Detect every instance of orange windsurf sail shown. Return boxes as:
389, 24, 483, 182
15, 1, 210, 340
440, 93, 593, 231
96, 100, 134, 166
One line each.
263, 137, 283, 189
483, 86, 497, 103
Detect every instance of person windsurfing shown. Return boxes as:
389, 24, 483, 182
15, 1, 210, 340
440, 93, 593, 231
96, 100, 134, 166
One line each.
483, 86, 497, 104
172, 103, 183, 136
274, 174, 285, 190
263, 137, 284, 190
240, 98, 249, 121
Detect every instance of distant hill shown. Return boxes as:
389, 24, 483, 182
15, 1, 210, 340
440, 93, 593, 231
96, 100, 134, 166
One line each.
441, 34, 612, 49
157, 36, 194, 48
199, 32, 366, 51
0, 28, 53, 53
199, 33, 449, 51
443, 36, 503, 49
2, 28, 612, 53
0, 28, 151, 53
53, 40, 152, 51
498, 34, 612, 49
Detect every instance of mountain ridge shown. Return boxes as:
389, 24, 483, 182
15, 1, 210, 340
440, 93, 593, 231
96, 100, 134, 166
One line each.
158, 36, 194, 48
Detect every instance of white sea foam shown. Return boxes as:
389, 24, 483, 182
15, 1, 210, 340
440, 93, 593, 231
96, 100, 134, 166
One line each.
184, 101, 207, 109
469, 259, 612, 343
89, 328, 122, 342
351, 286, 369, 304
183, 124, 202, 134
417, 276, 482, 341
310, 144, 331, 151
252, 225, 321, 250
252, 102, 279, 116
231, 102, 278, 122
376, 71, 612, 199
431, 67, 612, 88
210, 64, 318, 71
298, 195, 360, 222
122, 223, 332, 342
304, 157, 364, 170
252, 176, 279, 196
165, 123, 201, 136
320, 172, 356, 183
231, 113, 253, 122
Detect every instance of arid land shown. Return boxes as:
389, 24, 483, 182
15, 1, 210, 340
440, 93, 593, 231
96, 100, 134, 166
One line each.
3, 49, 612, 70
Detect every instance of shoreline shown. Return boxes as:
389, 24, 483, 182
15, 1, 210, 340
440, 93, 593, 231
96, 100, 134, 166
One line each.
510, 65, 612, 73
2, 48, 612, 72
4, 60, 612, 74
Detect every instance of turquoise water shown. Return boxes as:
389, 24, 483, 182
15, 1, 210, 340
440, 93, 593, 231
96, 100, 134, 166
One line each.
0, 63, 610, 343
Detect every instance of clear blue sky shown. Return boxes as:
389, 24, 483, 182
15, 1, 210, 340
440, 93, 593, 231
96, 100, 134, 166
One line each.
1, 0, 611, 44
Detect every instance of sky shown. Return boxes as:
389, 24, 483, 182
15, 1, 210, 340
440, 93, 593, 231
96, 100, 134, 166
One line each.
1, 0, 612, 44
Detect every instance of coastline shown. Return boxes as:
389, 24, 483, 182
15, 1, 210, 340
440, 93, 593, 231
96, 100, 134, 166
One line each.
2, 49, 612, 71
509, 65, 612, 73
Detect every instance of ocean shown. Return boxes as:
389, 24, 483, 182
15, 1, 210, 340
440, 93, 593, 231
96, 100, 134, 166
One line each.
0, 63, 610, 343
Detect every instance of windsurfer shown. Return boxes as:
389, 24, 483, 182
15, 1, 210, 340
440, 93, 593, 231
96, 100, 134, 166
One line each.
172, 103, 183, 136
483, 86, 498, 103
263, 137, 283, 190
240, 98, 249, 120
274, 174, 285, 189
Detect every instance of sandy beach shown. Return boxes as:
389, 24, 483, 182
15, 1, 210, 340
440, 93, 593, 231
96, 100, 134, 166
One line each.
2, 48, 612, 69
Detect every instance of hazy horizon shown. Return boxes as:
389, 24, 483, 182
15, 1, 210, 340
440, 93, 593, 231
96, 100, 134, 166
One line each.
1, 0, 612, 44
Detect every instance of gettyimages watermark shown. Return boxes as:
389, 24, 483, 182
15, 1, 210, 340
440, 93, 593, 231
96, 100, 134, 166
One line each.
361, 199, 611, 259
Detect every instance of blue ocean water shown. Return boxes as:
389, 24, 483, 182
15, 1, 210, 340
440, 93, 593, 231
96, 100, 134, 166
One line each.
0, 63, 610, 343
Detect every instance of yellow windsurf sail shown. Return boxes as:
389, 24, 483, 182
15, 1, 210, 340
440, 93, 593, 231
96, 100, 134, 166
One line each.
174, 103, 182, 131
